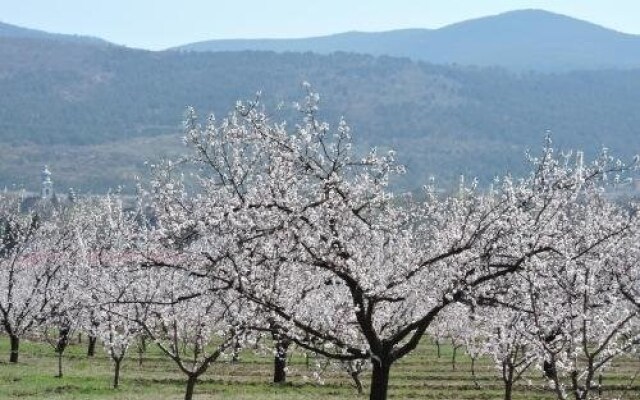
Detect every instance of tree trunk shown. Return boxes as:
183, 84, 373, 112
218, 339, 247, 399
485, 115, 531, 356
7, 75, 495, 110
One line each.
435, 340, 441, 358
502, 359, 515, 400
351, 371, 364, 395
231, 338, 241, 363
184, 375, 198, 400
451, 345, 458, 371
55, 326, 70, 378
369, 360, 391, 400
598, 374, 603, 397
273, 356, 287, 383
570, 370, 583, 400
137, 335, 147, 366
56, 350, 64, 378
56, 326, 70, 354
113, 358, 122, 389
504, 380, 513, 400
9, 335, 19, 363
471, 357, 480, 388
273, 340, 290, 384
87, 335, 97, 357
544, 359, 566, 400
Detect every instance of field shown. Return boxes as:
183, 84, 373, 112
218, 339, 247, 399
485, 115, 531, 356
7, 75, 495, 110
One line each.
1, 336, 638, 399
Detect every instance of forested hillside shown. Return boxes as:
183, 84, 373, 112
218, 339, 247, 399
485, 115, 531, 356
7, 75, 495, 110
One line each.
0, 21, 109, 45
2, 37, 640, 192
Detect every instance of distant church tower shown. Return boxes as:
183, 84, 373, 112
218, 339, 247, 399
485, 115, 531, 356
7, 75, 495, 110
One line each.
41, 165, 53, 200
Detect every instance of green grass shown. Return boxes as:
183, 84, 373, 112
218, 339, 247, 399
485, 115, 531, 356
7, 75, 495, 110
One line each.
0, 336, 638, 399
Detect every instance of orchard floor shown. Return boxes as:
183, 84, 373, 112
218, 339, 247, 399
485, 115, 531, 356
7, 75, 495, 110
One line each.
0, 336, 638, 399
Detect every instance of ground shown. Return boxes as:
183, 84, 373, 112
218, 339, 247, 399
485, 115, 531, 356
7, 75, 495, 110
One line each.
0, 336, 638, 399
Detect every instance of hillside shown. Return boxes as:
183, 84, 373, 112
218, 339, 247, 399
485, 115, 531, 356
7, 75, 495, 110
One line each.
1, 36, 640, 192
175, 9, 640, 71
0, 21, 109, 45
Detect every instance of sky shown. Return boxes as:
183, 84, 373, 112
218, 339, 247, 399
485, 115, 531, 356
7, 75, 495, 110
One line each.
2, 0, 640, 50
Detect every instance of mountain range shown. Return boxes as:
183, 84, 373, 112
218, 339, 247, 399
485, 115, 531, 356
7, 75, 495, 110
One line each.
1, 10, 639, 193
174, 10, 640, 71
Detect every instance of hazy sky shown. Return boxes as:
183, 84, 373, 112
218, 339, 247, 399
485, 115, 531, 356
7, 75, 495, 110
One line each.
2, 0, 640, 50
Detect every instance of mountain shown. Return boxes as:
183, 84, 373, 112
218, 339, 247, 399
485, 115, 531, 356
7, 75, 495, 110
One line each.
0, 21, 110, 46
2, 32, 640, 193
174, 9, 640, 71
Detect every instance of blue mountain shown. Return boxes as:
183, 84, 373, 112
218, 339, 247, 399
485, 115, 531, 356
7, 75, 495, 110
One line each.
174, 9, 640, 71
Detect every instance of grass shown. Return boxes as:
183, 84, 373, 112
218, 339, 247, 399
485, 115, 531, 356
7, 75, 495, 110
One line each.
0, 336, 638, 399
